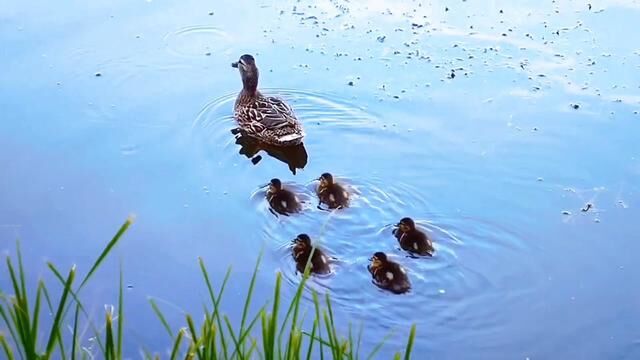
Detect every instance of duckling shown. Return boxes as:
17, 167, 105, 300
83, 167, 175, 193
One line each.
316, 173, 349, 209
266, 178, 301, 215
292, 234, 331, 275
232, 54, 305, 146
367, 252, 411, 294
393, 217, 434, 256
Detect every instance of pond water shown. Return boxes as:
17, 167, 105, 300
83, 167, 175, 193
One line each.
2, 0, 640, 358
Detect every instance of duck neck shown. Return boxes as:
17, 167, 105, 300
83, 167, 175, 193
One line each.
241, 70, 259, 95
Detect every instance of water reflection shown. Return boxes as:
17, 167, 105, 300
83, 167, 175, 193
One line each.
233, 131, 308, 174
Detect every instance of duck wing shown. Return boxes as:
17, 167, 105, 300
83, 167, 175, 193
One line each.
236, 96, 297, 129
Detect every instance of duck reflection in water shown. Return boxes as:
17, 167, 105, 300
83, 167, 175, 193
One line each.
232, 129, 308, 175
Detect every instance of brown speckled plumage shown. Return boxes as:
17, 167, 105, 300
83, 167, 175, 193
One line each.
232, 54, 304, 146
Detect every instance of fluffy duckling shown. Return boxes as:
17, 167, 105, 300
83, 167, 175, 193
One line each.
232, 54, 305, 146
367, 252, 411, 294
292, 234, 331, 275
266, 178, 301, 215
393, 217, 434, 256
316, 173, 349, 209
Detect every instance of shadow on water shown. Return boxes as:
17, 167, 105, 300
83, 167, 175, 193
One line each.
233, 132, 308, 175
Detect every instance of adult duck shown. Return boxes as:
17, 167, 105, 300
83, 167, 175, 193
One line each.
232, 54, 305, 146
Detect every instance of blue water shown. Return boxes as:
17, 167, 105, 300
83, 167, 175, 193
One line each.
1, 0, 640, 358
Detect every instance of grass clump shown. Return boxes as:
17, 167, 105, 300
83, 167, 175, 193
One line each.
0, 217, 416, 359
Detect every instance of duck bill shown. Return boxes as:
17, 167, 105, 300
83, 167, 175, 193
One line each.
231, 61, 239, 68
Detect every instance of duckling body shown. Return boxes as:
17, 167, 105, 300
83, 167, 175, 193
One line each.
316, 173, 349, 209
232, 54, 304, 146
393, 217, 434, 256
367, 252, 411, 294
292, 234, 331, 275
266, 179, 301, 215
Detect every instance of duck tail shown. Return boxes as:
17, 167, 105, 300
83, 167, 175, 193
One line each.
277, 132, 304, 146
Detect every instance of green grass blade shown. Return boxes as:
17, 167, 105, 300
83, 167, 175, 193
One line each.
105, 311, 115, 360
268, 272, 281, 360
239, 252, 262, 338
365, 329, 396, 360
0, 333, 15, 360
198, 259, 231, 359
44, 265, 75, 358
79, 216, 133, 290
245, 338, 258, 360
304, 320, 317, 360
117, 268, 124, 359
312, 291, 324, 360
260, 310, 269, 360
169, 329, 184, 360
15, 243, 33, 356
324, 294, 340, 359
403, 324, 416, 360
322, 312, 337, 359
29, 281, 44, 353
355, 322, 363, 360
185, 315, 203, 360
148, 299, 173, 338
0, 300, 22, 359
46, 262, 106, 354
71, 303, 81, 360
222, 315, 242, 358
348, 324, 354, 360
5, 257, 32, 358
229, 305, 265, 359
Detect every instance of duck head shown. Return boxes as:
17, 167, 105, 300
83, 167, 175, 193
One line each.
396, 217, 416, 233
293, 233, 312, 248
318, 172, 334, 187
369, 251, 387, 269
268, 178, 282, 194
232, 54, 259, 93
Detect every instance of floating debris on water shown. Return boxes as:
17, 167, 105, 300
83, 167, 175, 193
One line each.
571, 103, 580, 109
581, 203, 593, 212
562, 210, 572, 215
95, 72, 102, 77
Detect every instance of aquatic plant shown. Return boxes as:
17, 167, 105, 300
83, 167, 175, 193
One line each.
0, 217, 416, 359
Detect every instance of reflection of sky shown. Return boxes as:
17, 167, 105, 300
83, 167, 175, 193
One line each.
1, 0, 640, 358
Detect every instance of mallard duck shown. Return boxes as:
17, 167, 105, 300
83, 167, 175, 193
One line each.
393, 217, 434, 256
292, 234, 331, 275
316, 173, 349, 209
367, 252, 411, 294
266, 178, 301, 215
231, 54, 305, 146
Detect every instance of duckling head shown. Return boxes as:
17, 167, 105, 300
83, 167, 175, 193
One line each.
369, 252, 387, 268
231, 54, 259, 92
396, 217, 416, 232
293, 233, 312, 247
268, 178, 282, 194
318, 172, 334, 187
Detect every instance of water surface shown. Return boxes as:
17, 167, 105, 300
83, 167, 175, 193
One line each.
1, 0, 639, 358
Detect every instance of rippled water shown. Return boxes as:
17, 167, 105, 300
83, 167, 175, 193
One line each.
1, 0, 640, 358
